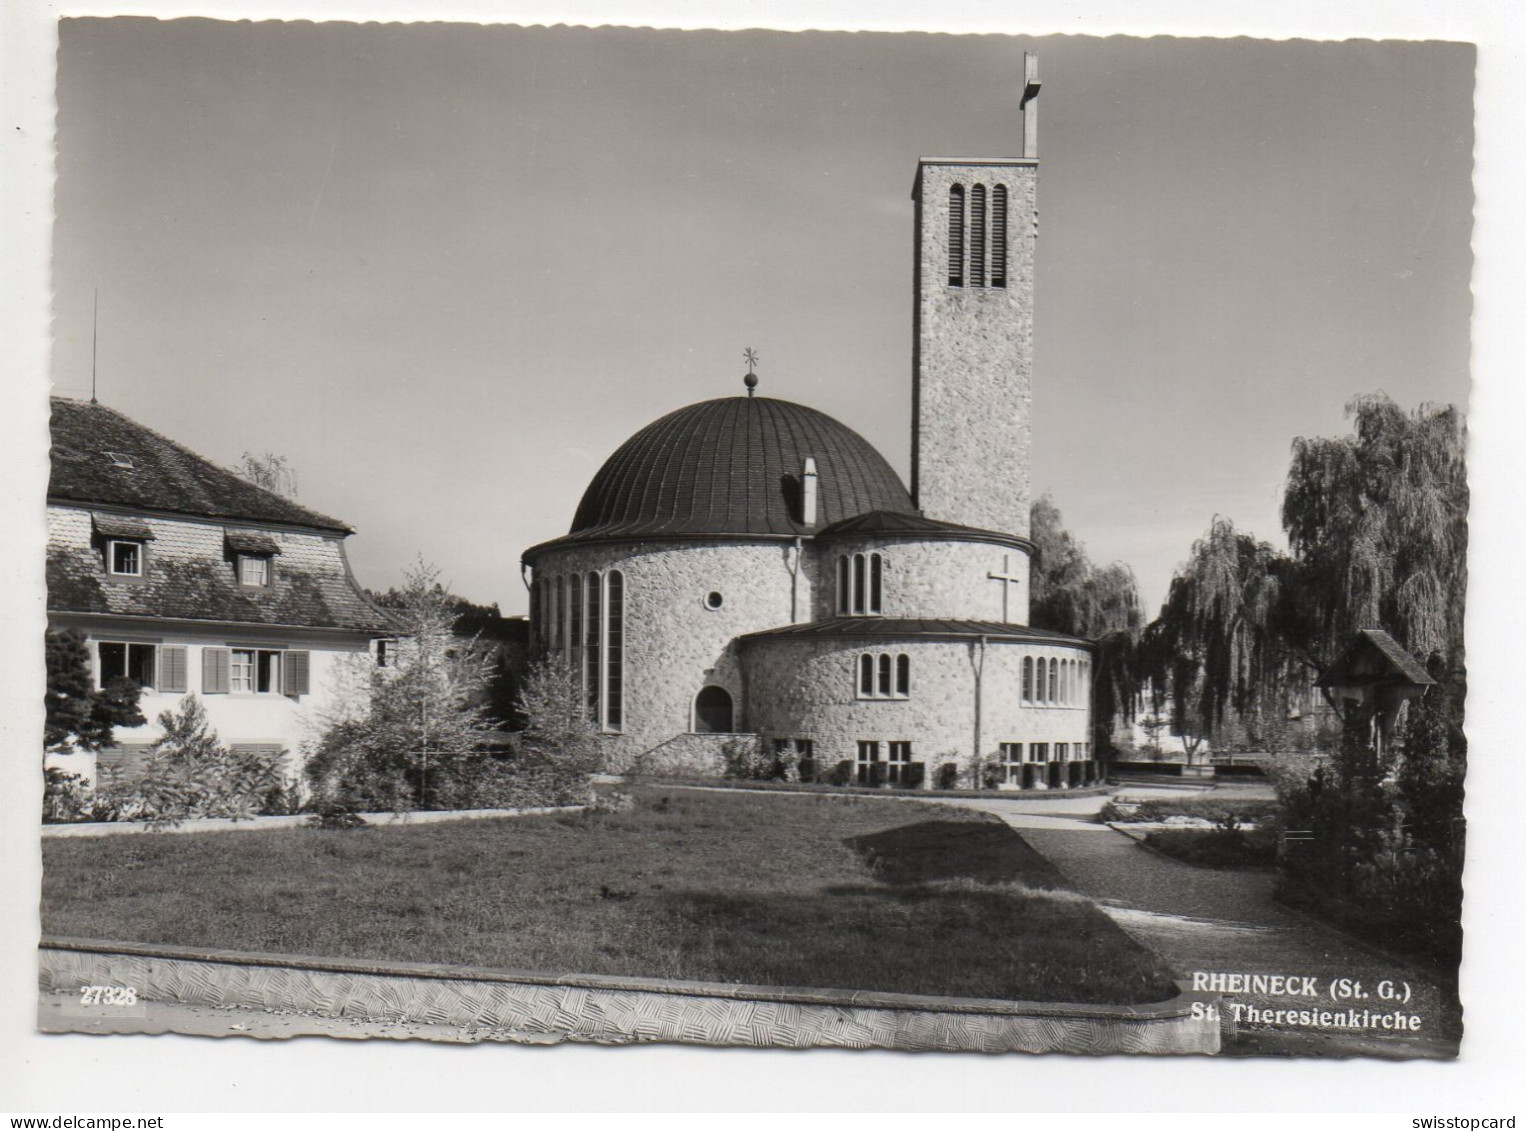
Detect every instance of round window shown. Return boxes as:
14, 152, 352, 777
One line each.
705, 591, 724, 610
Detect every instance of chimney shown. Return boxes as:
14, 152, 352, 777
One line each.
801, 457, 819, 526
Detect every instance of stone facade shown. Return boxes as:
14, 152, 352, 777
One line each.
743, 635, 1094, 786
529, 538, 810, 770
911, 159, 1037, 538
811, 534, 1031, 623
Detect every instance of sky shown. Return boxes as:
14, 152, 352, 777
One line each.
49, 21, 1474, 616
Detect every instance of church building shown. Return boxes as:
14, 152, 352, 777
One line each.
522, 57, 1096, 790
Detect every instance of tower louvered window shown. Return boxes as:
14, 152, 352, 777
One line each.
947, 185, 965, 286
991, 185, 1008, 288
969, 184, 987, 288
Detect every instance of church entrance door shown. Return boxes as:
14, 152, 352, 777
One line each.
694, 686, 734, 733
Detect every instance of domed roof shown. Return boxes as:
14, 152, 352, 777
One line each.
542, 396, 915, 549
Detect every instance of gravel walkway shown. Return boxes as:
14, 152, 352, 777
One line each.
943, 792, 1460, 1059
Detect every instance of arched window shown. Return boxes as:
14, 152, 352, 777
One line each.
969, 184, 987, 288
948, 185, 965, 287
553, 576, 565, 652
584, 572, 601, 721
694, 685, 734, 734
1061, 659, 1071, 705
840, 552, 884, 616
569, 574, 583, 673
1022, 656, 1033, 702
1049, 656, 1059, 703
605, 570, 624, 730
530, 578, 541, 647
857, 652, 911, 700
990, 185, 1008, 288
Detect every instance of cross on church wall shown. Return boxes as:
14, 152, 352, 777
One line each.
988, 554, 1023, 623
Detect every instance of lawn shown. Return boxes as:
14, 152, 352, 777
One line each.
42, 788, 1178, 1005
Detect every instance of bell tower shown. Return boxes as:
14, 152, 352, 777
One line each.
911, 52, 1040, 539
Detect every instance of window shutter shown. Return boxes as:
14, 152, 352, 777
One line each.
283, 651, 311, 696
202, 647, 230, 694
159, 645, 188, 694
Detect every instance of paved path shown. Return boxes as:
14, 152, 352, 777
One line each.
942, 792, 1460, 1059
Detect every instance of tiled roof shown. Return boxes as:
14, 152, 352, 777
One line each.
741, 617, 1092, 647
47, 510, 397, 634
49, 398, 351, 533
530, 396, 915, 554
1320, 628, 1436, 688
814, 509, 1032, 550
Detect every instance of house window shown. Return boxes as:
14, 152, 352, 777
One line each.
856, 652, 910, 699
838, 552, 884, 616
231, 648, 283, 694
238, 554, 272, 587
107, 540, 144, 577
885, 741, 914, 784
1048, 658, 1059, 703
1022, 656, 1033, 703
1056, 742, 1070, 763
98, 641, 156, 690
1028, 742, 1049, 764
1000, 742, 1023, 784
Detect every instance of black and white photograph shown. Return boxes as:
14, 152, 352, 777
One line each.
5, 0, 1520, 1115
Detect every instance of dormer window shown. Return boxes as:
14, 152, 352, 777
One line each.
239, 554, 271, 587
225, 528, 281, 587
92, 513, 154, 579
109, 540, 143, 576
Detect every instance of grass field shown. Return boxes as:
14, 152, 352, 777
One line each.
42, 788, 1178, 1005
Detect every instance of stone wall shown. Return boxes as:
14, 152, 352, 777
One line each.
528, 539, 810, 769
912, 160, 1037, 538
39, 937, 1221, 1054
809, 535, 1031, 624
744, 634, 1092, 784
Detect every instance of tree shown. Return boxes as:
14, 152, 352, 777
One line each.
514, 652, 606, 789
1283, 394, 1467, 666
367, 584, 526, 726
1029, 495, 1144, 640
238, 451, 300, 500
44, 628, 145, 752
307, 561, 500, 812
1141, 516, 1291, 746
1028, 495, 1147, 758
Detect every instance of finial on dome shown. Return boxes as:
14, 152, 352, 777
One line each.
743, 347, 759, 396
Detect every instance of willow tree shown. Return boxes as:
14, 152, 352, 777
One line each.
1282, 394, 1467, 667
1141, 517, 1291, 750
1029, 495, 1146, 750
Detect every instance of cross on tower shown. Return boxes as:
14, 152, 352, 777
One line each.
1021, 52, 1041, 160
988, 554, 1023, 623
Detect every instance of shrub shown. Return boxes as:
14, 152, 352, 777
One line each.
93, 696, 286, 829
42, 768, 94, 823
826, 760, 854, 787
934, 762, 960, 791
